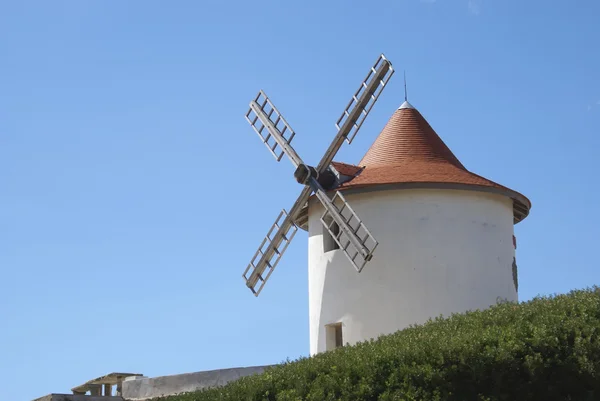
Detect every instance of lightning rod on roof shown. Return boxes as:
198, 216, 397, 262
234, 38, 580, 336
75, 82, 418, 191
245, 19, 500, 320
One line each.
404, 70, 408, 102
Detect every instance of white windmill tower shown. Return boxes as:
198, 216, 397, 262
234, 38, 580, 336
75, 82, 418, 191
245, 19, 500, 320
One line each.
241, 55, 531, 356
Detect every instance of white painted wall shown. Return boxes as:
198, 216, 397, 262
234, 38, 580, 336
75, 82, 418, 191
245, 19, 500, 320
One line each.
307, 188, 516, 355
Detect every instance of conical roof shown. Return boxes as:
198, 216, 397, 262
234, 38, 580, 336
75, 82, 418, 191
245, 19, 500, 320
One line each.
358, 100, 464, 168
335, 100, 531, 224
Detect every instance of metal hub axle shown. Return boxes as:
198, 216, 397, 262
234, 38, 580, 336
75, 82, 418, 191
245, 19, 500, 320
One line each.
294, 164, 337, 190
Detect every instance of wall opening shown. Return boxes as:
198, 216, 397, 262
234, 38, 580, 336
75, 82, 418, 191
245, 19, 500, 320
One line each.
512, 235, 518, 292
323, 220, 340, 253
326, 322, 344, 351
512, 257, 518, 292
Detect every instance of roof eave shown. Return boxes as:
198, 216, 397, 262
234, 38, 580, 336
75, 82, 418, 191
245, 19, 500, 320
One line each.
296, 181, 531, 231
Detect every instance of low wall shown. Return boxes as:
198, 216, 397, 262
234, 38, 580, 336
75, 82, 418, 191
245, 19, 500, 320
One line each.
33, 395, 123, 401
121, 365, 274, 400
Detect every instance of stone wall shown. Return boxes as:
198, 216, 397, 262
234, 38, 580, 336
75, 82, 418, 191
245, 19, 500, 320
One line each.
32, 395, 123, 401
121, 365, 274, 400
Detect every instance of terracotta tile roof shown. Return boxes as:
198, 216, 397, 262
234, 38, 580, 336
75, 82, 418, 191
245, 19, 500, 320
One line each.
331, 161, 363, 177
358, 102, 465, 169
333, 101, 531, 224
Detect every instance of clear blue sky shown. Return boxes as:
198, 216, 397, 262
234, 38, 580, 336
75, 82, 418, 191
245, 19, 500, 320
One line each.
1, 1, 599, 400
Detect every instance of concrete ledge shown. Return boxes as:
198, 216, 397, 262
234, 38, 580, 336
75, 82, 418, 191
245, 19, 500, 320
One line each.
72, 372, 143, 396
32, 395, 123, 401
122, 365, 274, 400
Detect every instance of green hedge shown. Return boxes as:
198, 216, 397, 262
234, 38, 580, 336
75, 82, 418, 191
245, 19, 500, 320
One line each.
156, 287, 600, 401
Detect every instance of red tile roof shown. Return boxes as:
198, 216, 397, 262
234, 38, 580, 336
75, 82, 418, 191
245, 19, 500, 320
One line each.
333, 101, 531, 224
331, 161, 363, 177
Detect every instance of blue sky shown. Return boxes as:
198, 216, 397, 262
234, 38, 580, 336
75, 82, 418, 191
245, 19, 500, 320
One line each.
1, 1, 599, 400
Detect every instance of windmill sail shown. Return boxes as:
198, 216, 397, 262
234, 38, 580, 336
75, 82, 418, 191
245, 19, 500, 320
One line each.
319, 190, 378, 272
241, 54, 394, 296
242, 209, 299, 296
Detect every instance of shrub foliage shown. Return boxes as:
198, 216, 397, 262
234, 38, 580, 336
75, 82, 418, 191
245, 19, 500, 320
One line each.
156, 287, 600, 401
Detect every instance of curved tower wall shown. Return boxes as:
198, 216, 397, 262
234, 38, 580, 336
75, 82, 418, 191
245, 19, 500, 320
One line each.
307, 187, 516, 355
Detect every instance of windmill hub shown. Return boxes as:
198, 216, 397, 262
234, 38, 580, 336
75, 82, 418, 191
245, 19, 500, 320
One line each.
294, 164, 337, 190
293, 164, 318, 185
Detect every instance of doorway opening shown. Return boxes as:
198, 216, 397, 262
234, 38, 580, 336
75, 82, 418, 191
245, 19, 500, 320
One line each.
325, 322, 344, 351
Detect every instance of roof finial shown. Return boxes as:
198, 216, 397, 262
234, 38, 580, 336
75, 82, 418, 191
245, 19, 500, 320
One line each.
404, 70, 408, 102
398, 71, 414, 109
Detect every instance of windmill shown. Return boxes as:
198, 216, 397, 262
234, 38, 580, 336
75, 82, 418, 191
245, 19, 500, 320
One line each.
242, 54, 395, 296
